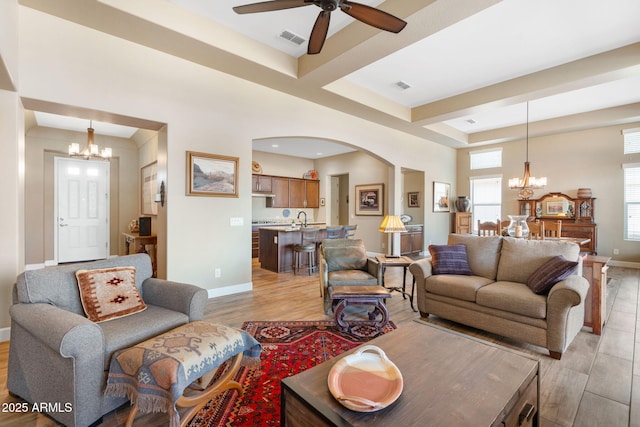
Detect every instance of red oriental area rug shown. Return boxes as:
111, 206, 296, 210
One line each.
188, 320, 396, 427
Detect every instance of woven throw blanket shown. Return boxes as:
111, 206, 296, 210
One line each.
104, 321, 262, 427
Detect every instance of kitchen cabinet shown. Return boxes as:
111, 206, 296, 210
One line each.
269, 177, 290, 208
268, 177, 319, 208
251, 174, 272, 193
400, 225, 424, 255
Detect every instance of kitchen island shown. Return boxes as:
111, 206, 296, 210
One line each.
258, 225, 332, 273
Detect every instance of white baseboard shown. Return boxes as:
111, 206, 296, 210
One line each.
0, 327, 10, 342
207, 282, 253, 299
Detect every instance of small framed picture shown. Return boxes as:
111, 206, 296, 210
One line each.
186, 151, 239, 197
408, 192, 420, 208
433, 182, 450, 213
355, 183, 384, 216
141, 161, 158, 216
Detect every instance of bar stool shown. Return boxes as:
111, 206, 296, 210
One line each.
325, 226, 344, 239
293, 228, 318, 275
343, 224, 358, 238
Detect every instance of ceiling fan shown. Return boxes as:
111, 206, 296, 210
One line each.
233, 0, 407, 54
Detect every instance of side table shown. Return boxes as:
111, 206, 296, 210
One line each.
375, 255, 417, 311
123, 232, 157, 277
582, 255, 610, 335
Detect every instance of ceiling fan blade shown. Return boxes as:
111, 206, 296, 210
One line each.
308, 10, 331, 54
340, 1, 407, 33
233, 0, 310, 14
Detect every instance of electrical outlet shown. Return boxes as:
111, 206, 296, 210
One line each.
215, 268, 221, 278
613, 249, 620, 255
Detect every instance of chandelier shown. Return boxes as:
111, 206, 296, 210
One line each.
68, 121, 112, 160
508, 102, 547, 199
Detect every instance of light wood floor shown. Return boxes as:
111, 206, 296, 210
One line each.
1, 260, 638, 426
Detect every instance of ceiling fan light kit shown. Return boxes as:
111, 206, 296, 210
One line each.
233, 0, 407, 54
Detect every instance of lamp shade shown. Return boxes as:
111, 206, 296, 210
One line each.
378, 215, 407, 233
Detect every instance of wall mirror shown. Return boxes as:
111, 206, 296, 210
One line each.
535, 193, 575, 218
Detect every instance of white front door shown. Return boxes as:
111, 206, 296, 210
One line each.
55, 157, 110, 263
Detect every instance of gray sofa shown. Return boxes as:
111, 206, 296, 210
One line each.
8, 254, 208, 427
409, 234, 589, 359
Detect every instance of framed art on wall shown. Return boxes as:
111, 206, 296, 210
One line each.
141, 161, 158, 215
355, 183, 384, 216
408, 192, 420, 208
186, 151, 239, 197
433, 182, 451, 212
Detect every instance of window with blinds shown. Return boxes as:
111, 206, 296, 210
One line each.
470, 175, 502, 230
470, 148, 502, 170
624, 163, 640, 240
623, 128, 640, 154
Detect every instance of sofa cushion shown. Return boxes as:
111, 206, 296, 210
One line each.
527, 255, 579, 294
496, 238, 580, 284
324, 245, 367, 271
76, 267, 147, 323
447, 234, 502, 280
99, 304, 189, 370
428, 244, 473, 275
327, 270, 378, 287
476, 281, 547, 319
424, 274, 494, 302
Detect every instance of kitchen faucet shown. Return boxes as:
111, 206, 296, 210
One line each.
297, 211, 307, 227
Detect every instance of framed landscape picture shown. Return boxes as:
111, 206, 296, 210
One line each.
433, 181, 451, 212
186, 151, 239, 197
355, 183, 384, 216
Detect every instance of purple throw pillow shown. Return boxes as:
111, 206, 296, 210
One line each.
527, 255, 579, 294
428, 244, 473, 275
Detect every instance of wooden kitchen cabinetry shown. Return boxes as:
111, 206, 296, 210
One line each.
269, 177, 290, 208
251, 174, 272, 194
400, 225, 424, 255
453, 212, 472, 234
268, 177, 319, 209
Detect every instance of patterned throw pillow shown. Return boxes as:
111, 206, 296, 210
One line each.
76, 266, 147, 323
428, 244, 473, 275
527, 255, 579, 294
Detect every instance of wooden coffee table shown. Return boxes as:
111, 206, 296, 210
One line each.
282, 321, 539, 427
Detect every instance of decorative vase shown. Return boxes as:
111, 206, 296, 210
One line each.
455, 196, 471, 212
507, 215, 529, 239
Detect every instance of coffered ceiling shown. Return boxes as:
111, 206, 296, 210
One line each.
17, 0, 640, 152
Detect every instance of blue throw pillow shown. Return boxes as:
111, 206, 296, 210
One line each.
428, 244, 473, 275
527, 255, 579, 294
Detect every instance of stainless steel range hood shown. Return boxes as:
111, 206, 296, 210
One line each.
252, 193, 275, 198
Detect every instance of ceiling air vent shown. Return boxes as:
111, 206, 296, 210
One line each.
280, 30, 306, 46
395, 80, 412, 90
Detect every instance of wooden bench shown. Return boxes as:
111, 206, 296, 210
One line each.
329, 285, 391, 332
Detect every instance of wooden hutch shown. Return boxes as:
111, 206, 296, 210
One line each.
518, 192, 597, 254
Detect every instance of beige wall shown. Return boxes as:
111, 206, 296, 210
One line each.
457, 123, 640, 262
24, 127, 139, 264
0, 5, 454, 332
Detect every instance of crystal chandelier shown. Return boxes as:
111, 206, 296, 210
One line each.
68, 121, 112, 160
508, 102, 547, 199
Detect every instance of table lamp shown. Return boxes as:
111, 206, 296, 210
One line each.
378, 215, 406, 258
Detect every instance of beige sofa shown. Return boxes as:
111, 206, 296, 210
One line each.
409, 234, 589, 359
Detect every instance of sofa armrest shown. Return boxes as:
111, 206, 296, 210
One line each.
547, 275, 589, 309
409, 258, 434, 285
142, 278, 208, 321
9, 303, 104, 358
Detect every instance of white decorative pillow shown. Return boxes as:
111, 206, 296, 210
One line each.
76, 266, 146, 323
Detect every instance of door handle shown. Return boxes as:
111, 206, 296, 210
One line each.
60, 224, 68, 227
